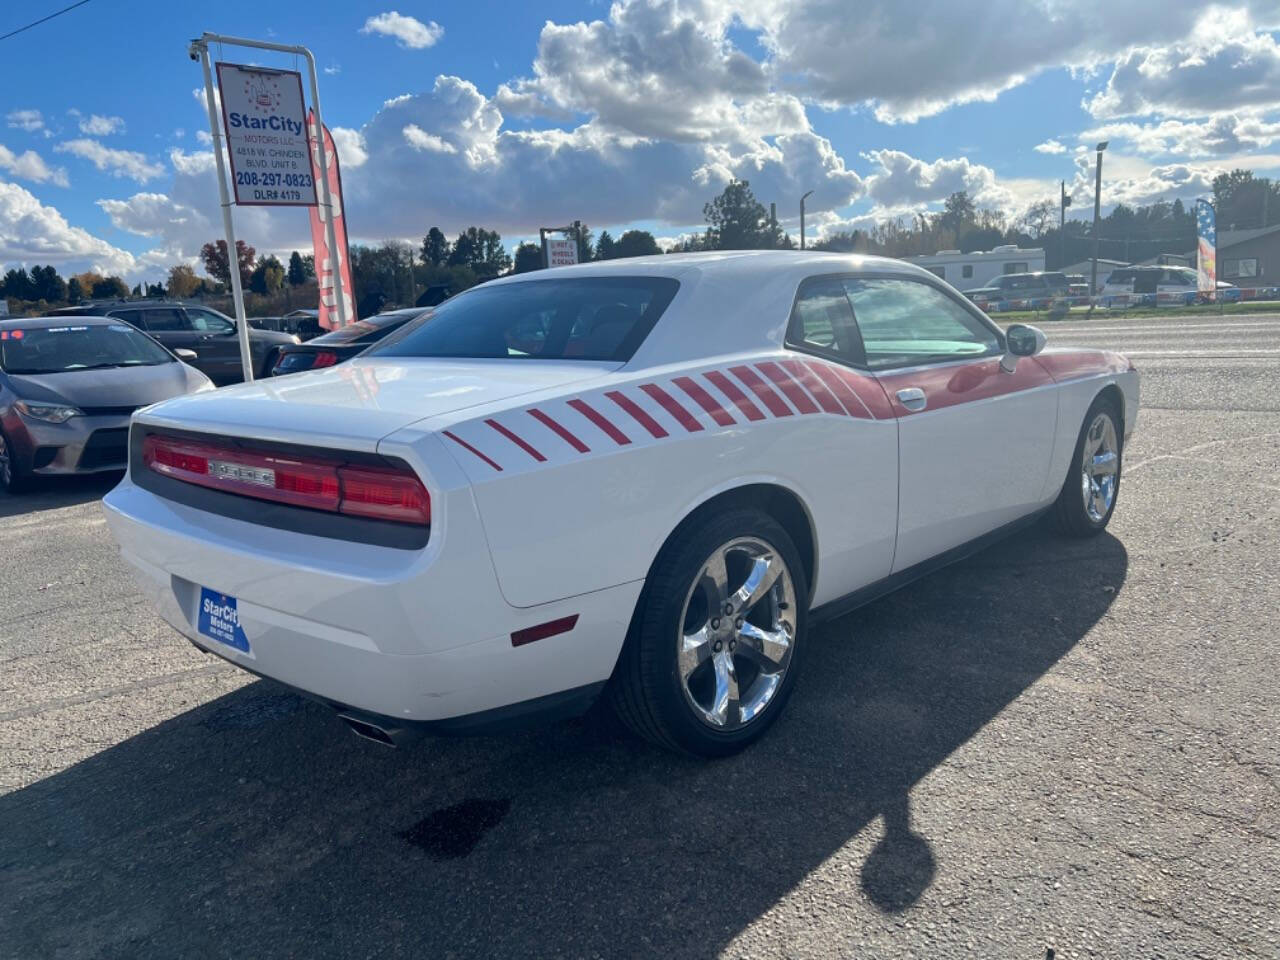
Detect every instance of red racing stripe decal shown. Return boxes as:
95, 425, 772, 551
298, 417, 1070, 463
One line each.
780, 358, 844, 416
805, 360, 873, 419
729, 364, 793, 417
756, 361, 819, 415
486, 418, 546, 462
443, 430, 503, 471
703, 371, 764, 422
640, 383, 704, 432
831, 365, 895, 419
568, 398, 632, 445
606, 390, 669, 439
528, 407, 590, 453
673, 376, 736, 427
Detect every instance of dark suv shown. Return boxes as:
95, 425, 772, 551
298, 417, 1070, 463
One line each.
963, 271, 1071, 303
47, 302, 298, 384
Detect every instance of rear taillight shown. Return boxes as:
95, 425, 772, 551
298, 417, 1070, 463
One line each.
312, 351, 339, 368
142, 434, 430, 527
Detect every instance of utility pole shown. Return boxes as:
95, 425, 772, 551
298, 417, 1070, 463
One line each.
800, 190, 814, 250
1059, 180, 1071, 269
769, 202, 777, 247
1090, 141, 1108, 308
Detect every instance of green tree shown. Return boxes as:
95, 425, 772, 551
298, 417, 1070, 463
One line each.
200, 238, 256, 289
936, 191, 977, 235
595, 230, 617, 260
703, 178, 782, 250
571, 222, 594, 262
167, 264, 200, 298
448, 227, 510, 274
287, 250, 310, 286
615, 229, 661, 258
2, 267, 33, 300
30, 265, 67, 302
250, 255, 285, 295
91, 277, 129, 299
421, 227, 450, 266
67, 276, 84, 303
513, 242, 543, 273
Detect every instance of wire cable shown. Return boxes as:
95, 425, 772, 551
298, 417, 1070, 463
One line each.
0, 0, 94, 43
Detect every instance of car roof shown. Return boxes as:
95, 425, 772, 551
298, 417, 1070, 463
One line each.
1, 314, 121, 328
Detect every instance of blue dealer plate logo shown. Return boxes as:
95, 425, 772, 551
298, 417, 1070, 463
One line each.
197, 588, 250, 653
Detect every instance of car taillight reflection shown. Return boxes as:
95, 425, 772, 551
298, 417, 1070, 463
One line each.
142, 434, 430, 526
272, 350, 341, 375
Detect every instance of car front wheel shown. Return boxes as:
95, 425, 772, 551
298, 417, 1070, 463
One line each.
0, 429, 28, 494
609, 507, 807, 756
1054, 393, 1123, 536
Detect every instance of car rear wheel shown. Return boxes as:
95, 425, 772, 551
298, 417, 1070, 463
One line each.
0, 430, 29, 494
1053, 394, 1122, 537
609, 507, 807, 757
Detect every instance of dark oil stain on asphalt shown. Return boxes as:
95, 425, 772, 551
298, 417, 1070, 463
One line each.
201, 693, 306, 730
401, 798, 512, 860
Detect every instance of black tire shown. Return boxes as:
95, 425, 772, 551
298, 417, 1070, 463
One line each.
0, 428, 29, 494
608, 506, 808, 757
1053, 393, 1123, 537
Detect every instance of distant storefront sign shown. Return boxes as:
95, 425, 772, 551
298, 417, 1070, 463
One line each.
546, 236, 579, 267
216, 62, 317, 206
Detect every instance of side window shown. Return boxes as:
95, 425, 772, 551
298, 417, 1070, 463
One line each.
843, 278, 1001, 370
141, 308, 189, 332
1003, 262, 1029, 274
186, 308, 235, 334
962, 265, 974, 279
786, 278, 863, 364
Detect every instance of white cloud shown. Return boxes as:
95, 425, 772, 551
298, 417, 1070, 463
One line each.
196, 130, 213, 145
1083, 114, 1280, 158
403, 124, 457, 154
6, 109, 46, 133
0, 180, 136, 274
330, 127, 368, 168
360, 11, 444, 50
0, 144, 69, 187
861, 150, 1007, 208
78, 114, 126, 136
1088, 9, 1280, 119
1034, 139, 1067, 154
55, 139, 165, 182
324, 64, 342, 76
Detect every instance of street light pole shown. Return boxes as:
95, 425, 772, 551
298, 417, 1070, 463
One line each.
800, 190, 814, 249
1090, 141, 1108, 305
1059, 179, 1071, 269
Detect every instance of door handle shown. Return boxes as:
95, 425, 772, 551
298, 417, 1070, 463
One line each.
895, 387, 927, 411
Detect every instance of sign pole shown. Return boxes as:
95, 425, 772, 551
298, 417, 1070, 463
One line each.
195, 41, 255, 382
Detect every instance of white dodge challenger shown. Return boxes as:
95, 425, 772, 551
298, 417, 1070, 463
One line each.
103, 251, 1138, 756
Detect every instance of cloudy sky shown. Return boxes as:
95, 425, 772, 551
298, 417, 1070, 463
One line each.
2, 0, 1280, 281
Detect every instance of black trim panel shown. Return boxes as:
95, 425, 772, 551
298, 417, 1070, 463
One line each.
130, 424, 430, 550
811, 508, 1047, 624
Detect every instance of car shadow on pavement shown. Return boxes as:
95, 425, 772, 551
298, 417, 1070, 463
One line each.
0, 472, 121, 519
0, 525, 1126, 959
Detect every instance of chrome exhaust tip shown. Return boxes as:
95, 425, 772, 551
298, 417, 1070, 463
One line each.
337, 713, 400, 747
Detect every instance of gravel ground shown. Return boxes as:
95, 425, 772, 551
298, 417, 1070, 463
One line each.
1, 312, 1277, 959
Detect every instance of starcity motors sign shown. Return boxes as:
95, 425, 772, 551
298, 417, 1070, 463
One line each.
216, 62, 317, 206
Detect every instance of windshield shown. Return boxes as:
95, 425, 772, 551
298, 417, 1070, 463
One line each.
0, 323, 173, 374
367, 277, 680, 362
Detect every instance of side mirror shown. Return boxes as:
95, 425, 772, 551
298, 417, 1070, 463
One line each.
174, 348, 198, 362
1001, 323, 1046, 373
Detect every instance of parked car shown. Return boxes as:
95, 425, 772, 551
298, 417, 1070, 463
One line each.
48, 301, 298, 383
270, 308, 431, 376
964, 271, 1072, 302
0, 316, 212, 492
1065, 274, 1090, 297
103, 252, 1138, 756
1100, 266, 1235, 304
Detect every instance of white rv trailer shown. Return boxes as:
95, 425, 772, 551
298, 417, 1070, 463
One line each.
904, 245, 1047, 290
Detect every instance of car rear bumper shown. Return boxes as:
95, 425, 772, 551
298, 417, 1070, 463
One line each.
102, 475, 640, 724
4, 412, 131, 475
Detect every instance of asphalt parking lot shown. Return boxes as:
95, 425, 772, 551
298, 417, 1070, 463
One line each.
2, 311, 1278, 959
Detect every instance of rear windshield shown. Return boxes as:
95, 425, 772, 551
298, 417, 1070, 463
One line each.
367, 277, 680, 362
311, 312, 419, 345
0, 323, 174, 374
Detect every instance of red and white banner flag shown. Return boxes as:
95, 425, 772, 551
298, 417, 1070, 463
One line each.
307, 109, 354, 330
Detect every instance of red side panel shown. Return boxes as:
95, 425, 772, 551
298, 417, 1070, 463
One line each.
1034, 349, 1132, 381
876, 356, 1054, 417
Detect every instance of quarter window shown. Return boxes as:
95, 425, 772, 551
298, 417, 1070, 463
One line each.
842, 278, 1000, 370
786, 278, 864, 364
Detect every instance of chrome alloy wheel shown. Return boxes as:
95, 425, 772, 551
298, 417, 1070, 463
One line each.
677, 537, 797, 731
1081, 411, 1119, 523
